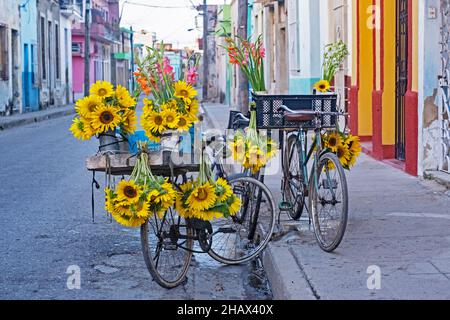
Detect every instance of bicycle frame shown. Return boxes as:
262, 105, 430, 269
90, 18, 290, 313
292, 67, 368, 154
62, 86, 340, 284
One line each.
290, 125, 339, 205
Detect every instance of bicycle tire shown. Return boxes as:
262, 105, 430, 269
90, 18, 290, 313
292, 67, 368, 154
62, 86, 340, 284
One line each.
309, 152, 348, 252
141, 209, 194, 289
283, 133, 306, 220
207, 174, 276, 265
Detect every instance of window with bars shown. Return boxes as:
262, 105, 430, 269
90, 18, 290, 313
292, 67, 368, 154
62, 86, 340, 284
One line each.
0, 25, 9, 81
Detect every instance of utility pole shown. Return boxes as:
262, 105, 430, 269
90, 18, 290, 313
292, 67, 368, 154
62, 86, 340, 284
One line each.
202, 0, 208, 101
237, 0, 249, 113
84, 0, 91, 97
130, 26, 135, 92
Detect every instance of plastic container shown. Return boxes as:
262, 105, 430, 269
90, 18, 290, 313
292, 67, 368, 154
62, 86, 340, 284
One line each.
252, 92, 338, 130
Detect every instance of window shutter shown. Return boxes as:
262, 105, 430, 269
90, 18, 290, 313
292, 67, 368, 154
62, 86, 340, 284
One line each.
288, 0, 300, 75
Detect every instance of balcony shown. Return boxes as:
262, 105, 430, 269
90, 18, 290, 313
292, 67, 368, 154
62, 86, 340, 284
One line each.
59, 0, 84, 20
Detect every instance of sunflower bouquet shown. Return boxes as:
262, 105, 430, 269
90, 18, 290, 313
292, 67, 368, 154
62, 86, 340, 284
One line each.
229, 110, 277, 174
134, 45, 200, 142
321, 130, 362, 170
176, 153, 241, 222
70, 81, 138, 141
104, 142, 176, 227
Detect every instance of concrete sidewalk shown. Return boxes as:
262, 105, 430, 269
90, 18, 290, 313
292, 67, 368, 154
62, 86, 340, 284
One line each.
0, 105, 75, 131
203, 101, 450, 300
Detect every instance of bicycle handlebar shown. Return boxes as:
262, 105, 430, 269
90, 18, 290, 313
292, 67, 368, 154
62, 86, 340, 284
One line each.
278, 105, 348, 117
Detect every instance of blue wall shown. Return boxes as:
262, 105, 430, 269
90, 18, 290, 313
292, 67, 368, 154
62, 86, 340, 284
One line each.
20, 0, 39, 112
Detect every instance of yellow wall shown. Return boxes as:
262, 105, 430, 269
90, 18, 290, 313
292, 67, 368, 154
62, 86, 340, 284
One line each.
382, 0, 396, 146
358, 0, 373, 136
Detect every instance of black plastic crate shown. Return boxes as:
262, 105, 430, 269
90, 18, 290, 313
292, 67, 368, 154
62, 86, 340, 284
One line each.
252, 92, 338, 130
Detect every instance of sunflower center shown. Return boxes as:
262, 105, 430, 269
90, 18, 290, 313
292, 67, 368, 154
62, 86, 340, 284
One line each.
180, 90, 189, 97
166, 115, 174, 123
319, 84, 326, 90
88, 102, 98, 112
328, 137, 337, 146
178, 118, 187, 126
154, 116, 164, 126
124, 186, 137, 198
98, 88, 108, 96
337, 147, 345, 158
196, 188, 209, 201
100, 111, 114, 124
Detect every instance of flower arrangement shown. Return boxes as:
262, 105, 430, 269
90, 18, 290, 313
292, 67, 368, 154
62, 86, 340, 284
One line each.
229, 109, 277, 174
222, 35, 276, 173
223, 35, 266, 91
70, 81, 137, 141
314, 40, 349, 93
176, 153, 241, 221
104, 142, 176, 227
321, 131, 362, 170
134, 45, 200, 142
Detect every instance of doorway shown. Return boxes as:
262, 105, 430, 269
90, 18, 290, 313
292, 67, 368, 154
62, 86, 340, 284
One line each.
395, 0, 408, 161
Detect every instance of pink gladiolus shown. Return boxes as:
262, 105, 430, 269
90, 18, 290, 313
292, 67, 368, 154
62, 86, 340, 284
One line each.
260, 47, 266, 59
163, 57, 174, 75
187, 67, 198, 85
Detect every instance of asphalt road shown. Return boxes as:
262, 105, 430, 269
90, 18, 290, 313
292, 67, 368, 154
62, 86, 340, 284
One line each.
0, 115, 271, 300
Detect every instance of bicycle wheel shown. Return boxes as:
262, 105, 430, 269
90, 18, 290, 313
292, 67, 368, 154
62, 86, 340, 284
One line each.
207, 174, 276, 265
309, 152, 348, 252
140, 208, 194, 289
282, 133, 306, 220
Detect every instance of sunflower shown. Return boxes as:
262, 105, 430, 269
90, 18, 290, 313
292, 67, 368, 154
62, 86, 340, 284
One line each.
336, 143, 351, 167
115, 85, 135, 108
230, 138, 246, 162
104, 188, 116, 213
174, 81, 197, 101
70, 117, 92, 141
121, 110, 137, 135
176, 115, 192, 132
112, 213, 146, 228
143, 98, 154, 114
142, 111, 166, 134
186, 99, 200, 121
216, 178, 233, 202
90, 105, 121, 134
346, 135, 362, 156
162, 99, 178, 111
195, 210, 222, 221
266, 139, 278, 158
162, 109, 180, 129
187, 183, 217, 211
117, 180, 141, 204
90, 80, 114, 98
228, 196, 241, 216
75, 95, 103, 117
314, 80, 331, 93
325, 131, 342, 153
147, 131, 162, 143
135, 201, 150, 219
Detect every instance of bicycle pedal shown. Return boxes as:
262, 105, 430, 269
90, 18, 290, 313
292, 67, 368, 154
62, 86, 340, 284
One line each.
279, 202, 293, 212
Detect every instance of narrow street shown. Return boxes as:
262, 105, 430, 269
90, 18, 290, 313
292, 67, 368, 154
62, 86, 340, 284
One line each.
0, 115, 271, 300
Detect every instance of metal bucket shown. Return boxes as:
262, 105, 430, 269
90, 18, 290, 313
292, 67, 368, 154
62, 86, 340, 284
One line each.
98, 130, 120, 152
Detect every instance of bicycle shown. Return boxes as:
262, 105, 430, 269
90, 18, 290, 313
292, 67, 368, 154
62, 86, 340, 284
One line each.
279, 105, 348, 252
140, 133, 276, 288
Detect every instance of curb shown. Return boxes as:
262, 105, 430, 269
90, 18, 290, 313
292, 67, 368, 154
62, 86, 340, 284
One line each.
261, 240, 317, 300
0, 106, 76, 131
